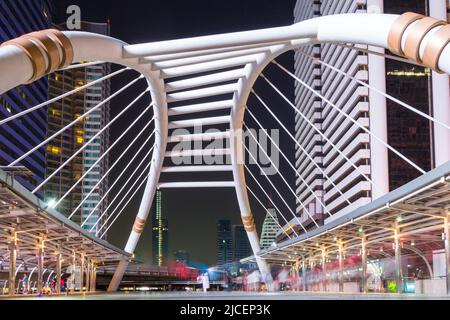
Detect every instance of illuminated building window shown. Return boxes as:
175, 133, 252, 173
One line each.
76, 136, 84, 144
47, 145, 61, 155
74, 114, 84, 122
387, 68, 431, 77
50, 108, 61, 117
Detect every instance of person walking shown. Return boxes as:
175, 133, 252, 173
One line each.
22, 274, 28, 294
202, 272, 210, 293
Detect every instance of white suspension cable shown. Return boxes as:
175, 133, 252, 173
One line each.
244, 162, 303, 237
9, 74, 144, 168
251, 90, 352, 206
261, 73, 378, 190
97, 160, 154, 238
332, 44, 424, 68
246, 185, 292, 240
89, 141, 154, 232
77, 132, 155, 223
244, 123, 322, 226
33, 88, 150, 194
80, 128, 156, 227
244, 143, 308, 234
246, 108, 332, 218
87, 139, 156, 232
89, 145, 155, 233
297, 51, 450, 131
56, 102, 153, 211
74, 123, 156, 219
0, 67, 128, 127
273, 60, 427, 175
58, 61, 106, 71
244, 161, 302, 239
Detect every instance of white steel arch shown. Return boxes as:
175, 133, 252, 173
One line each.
0, 12, 449, 291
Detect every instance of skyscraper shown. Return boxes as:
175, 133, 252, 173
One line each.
260, 208, 281, 249
0, 0, 53, 198
152, 190, 169, 266
45, 22, 111, 236
384, 0, 433, 190
232, 225, 252, 261
292, 0, 449, 235
217, 219, 233, 265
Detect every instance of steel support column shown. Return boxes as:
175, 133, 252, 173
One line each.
8, 233, 16, 296
394, 229, 402, 294
91, 264, 97, 292
338, 244, 344, 293
310, 259, 315, 291
88, 263, 93, 292
302, 260, 307, 292
80, 254, 85, 292
56, 252, 62, 294
86, 260, 91, 292
37, 239, 44, 295
321, 249, 327, 292
444, 215, 450, 296
362, 237, 368, 293
71, 253, 76, 293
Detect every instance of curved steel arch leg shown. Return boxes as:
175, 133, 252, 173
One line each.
229, 42, 307, 290
108, 78, 168, 292
53, 32, 169, 292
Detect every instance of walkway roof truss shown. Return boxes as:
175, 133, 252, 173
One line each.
0, 169, 130, 271
259, 161, 450, 265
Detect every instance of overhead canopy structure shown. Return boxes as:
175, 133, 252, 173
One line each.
0, 168, 130, 281
258, 161, 450, 263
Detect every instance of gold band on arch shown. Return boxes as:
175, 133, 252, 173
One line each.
388, 12, 450, 73
1, 29, 74, 83
242, 215, 256, 233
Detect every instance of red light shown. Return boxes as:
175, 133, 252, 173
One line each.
107, 18, 112, 25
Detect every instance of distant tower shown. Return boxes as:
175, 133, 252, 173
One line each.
152, 190, 168, 266
232, 225, 252, 261
259, 208, 281, 249
216, 220, 233, 265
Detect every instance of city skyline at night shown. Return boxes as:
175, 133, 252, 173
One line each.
0, 0, 449, 301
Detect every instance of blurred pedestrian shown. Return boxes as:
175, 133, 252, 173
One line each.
202, 272, 210, 293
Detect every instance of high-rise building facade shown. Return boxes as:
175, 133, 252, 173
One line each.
0, 0, 52, 198
217, 219, 233, 265
45, 22, 111, 235
152, 190, 169, 266
384, 0, 433, 190
292, 0, 450, 236
232, 225, 252, 261
294, 0, 371, 232
260, 208, 281, 249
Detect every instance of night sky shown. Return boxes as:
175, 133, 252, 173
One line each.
52, 0, 297, 265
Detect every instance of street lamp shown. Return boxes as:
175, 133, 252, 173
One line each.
47, 199, 57, 209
